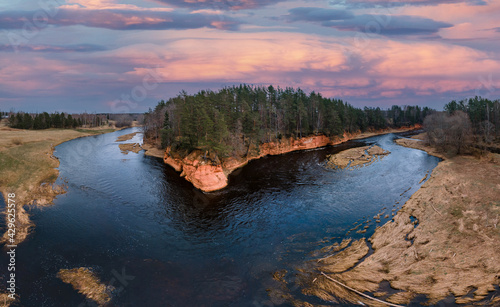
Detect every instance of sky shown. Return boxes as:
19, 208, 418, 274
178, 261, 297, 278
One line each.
0, 0, 499, 113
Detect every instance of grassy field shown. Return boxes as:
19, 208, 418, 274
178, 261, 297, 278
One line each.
0, 120, 140, 306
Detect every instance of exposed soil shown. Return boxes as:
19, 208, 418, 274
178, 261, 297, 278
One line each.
58, 267, 113, 306
298, 134, 500, 306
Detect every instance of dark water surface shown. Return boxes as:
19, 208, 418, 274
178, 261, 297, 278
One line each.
3, 128, 440, 306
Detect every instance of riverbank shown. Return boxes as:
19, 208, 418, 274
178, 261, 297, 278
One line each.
300, 134, 500, 306
0, 123, 121, 247
148, 126, 421, 192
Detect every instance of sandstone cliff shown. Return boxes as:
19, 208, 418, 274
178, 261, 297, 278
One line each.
161, 126, 420, 192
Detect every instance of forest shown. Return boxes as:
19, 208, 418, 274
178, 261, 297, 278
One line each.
143, 85, 433, 157
6, 112, 107, 129
443, 96, 500, 142
5, 112, 142, 129
424, 96, 500, 154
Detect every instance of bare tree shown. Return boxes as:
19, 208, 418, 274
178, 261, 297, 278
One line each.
114, 114, 133, 128
424, 111, 473, 155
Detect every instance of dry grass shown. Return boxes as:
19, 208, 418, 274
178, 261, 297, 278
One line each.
0, 292, 14, 307
325, 145, 390, 170
0, 121, 116, 244
301, 134, 500, 306
115, 132, 138, 142
141, 143, 165, 158
10, 138, 23, 146
58, 268, 113, 306
320, 239, 369, 273
119, 143, 142, 154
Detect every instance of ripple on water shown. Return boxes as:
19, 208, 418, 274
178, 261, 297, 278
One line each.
9, 129, 440, 306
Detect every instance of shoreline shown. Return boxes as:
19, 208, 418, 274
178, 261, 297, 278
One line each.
147, 125, 422, 192
300, 134, 500, 306
0, 125, 138, 306
0, 125, 135, 247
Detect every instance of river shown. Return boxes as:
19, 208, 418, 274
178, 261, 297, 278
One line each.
2, 128, 440, 306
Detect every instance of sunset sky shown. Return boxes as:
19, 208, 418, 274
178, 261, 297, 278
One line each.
1, 0, 499, 113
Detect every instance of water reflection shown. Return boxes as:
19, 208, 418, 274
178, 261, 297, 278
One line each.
3, 128, 440, 306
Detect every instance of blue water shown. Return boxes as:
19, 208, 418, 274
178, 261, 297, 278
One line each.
1, 128, 440, 306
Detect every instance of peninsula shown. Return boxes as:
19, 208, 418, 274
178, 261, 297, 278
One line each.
143, 85, 430, 192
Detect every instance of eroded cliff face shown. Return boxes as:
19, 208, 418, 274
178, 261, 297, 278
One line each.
163, 133, 353, 192
162, 127, 420, 192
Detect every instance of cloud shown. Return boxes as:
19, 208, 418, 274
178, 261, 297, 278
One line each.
0, 44, 106, 53
284, 8, 452, 36
60, 0, 174, 11
2, 30, 500, 111
323, 14, 453, 36
340, 0, 487, 8
0, 9, 240, 31
152, 0, 285, 10
285, 7, 354, 22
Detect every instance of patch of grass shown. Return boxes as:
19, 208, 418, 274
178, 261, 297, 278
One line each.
450, 206, 463, 218
58, 268, 113, 306
11, 137, 23, 145
0, 127, 120, 245
0, 141, 56, 188
39, 171, 59, 185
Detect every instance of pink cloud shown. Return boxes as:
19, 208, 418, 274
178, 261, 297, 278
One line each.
398, 1, 500, 40
4, 29, 499, 106
61, 0, 174, 11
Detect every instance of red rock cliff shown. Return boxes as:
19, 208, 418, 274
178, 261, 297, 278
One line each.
163, 126, 421, 192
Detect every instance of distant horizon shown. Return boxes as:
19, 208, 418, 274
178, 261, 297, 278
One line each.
1, 0, 499, 113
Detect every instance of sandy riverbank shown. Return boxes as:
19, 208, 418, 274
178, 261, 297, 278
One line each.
295, 134, 500, 306
150, 126, 421, 192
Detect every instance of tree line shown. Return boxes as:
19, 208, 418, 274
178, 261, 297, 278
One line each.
443, 96, 500, 143
5, 112, 144, 130
7, 112, 108, 129
144, 85, 433, 157
424, 96, 499, 154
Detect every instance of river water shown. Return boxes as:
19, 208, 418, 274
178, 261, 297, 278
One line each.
2, 128, 440, 306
